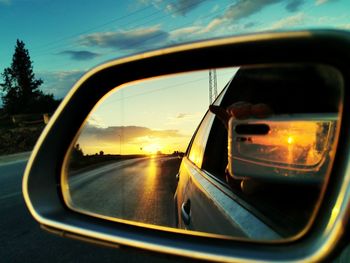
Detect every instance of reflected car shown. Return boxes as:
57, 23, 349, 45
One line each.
174, 64, 341, 239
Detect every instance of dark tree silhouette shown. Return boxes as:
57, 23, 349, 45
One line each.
72, 144, 84, 160
1, 39, 60, 114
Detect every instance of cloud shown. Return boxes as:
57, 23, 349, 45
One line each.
87, 114, 107, 128
80, 125, 185, 144
0, 0, 10, 5
59, 50, 100, 61
165, 0, 208, 16
166, 112, 202, 127
315, 0, 337, 5
286, 0, 305, 12
79, 26, 169, 51
267, 12, 306, 30
201, 18, 226, 33
243, 21, 258, 29
337, 24, 350, 30
193, 0, 306, 36
38, 70, 84, 99
222, 0, 279, 22
170, 26, 202, 40
211, 4, 220, 13
175, 113, 192, 119
141, 0, 209, 16
224, 0, 306, 22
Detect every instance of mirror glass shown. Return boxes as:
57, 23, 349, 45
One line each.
229, 115, 337, 182
63, 64, 343, 241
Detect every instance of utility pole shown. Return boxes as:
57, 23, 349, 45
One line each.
209, 69, 218, 104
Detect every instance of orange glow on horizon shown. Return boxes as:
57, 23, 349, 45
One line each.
236, 120, 332, 167
253, 121, 319, 147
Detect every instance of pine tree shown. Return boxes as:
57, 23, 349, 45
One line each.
0, 40, 48, 114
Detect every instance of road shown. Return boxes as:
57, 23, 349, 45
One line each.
0, 156, 193, 263
68, 156, 180, 227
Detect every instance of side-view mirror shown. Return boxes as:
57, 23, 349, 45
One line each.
23, 30, 350, 262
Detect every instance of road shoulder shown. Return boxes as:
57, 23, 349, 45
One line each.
0, 151, 31, 166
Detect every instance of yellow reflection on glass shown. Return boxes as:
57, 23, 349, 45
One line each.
238, 120, 334, 167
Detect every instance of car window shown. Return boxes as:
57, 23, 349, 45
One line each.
187, 80, 230, 168
188, 111, 214, 168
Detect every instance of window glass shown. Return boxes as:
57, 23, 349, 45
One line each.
188, 111, 214, 168
187, 75, 230, 168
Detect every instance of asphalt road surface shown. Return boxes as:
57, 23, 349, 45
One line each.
0, 156, 194, 263
68, 156, 180, 228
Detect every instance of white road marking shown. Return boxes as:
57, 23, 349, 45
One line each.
0, 191, 22, 200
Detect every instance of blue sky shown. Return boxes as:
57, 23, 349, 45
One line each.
1, 0, 350, 99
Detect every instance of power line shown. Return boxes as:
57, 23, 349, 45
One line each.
99, 69, 235, 109
32, 0, 208, 56
31, 5, 155, 51
33, 2, 227, 69
33, 2, 318, 70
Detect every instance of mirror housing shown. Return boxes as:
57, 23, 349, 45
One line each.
23, 30, 350, 262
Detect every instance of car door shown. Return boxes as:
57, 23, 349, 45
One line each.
175, 75, 279, 239
177, 107, 281, 239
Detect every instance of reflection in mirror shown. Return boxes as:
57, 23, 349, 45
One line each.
63, 64, 343, 241
229, 115, 337, 182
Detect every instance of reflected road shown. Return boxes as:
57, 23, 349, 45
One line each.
69, 156, 181, 227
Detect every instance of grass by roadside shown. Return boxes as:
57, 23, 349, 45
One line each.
0, 125, 44, 155
68, 154, 148, 174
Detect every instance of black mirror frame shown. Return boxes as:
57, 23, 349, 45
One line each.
23, 30, 350, 262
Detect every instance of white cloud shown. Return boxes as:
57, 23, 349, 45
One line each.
38, 70, 84, 99
169, 26, 201, 40
174, 113, 197, 119
211, 4, 220, 13
166, 112, 202, 127
315, 0, 337, 5
79, 25, 169, 51
87, 114, 107, 128
200, 18, 226, 34
222, 0, 287, 22
337, 24, 350, 30
267, 12, 306, 30
141, 0, 209, 16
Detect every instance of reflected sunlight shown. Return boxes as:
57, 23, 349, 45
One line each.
237, 120, 333, 166
144, 143, 162, 155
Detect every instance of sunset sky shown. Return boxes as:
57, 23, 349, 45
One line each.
77, 67, 235, 155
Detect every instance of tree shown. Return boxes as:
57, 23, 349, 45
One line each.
0, 39, 59, 114
71, 144, 84, 160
